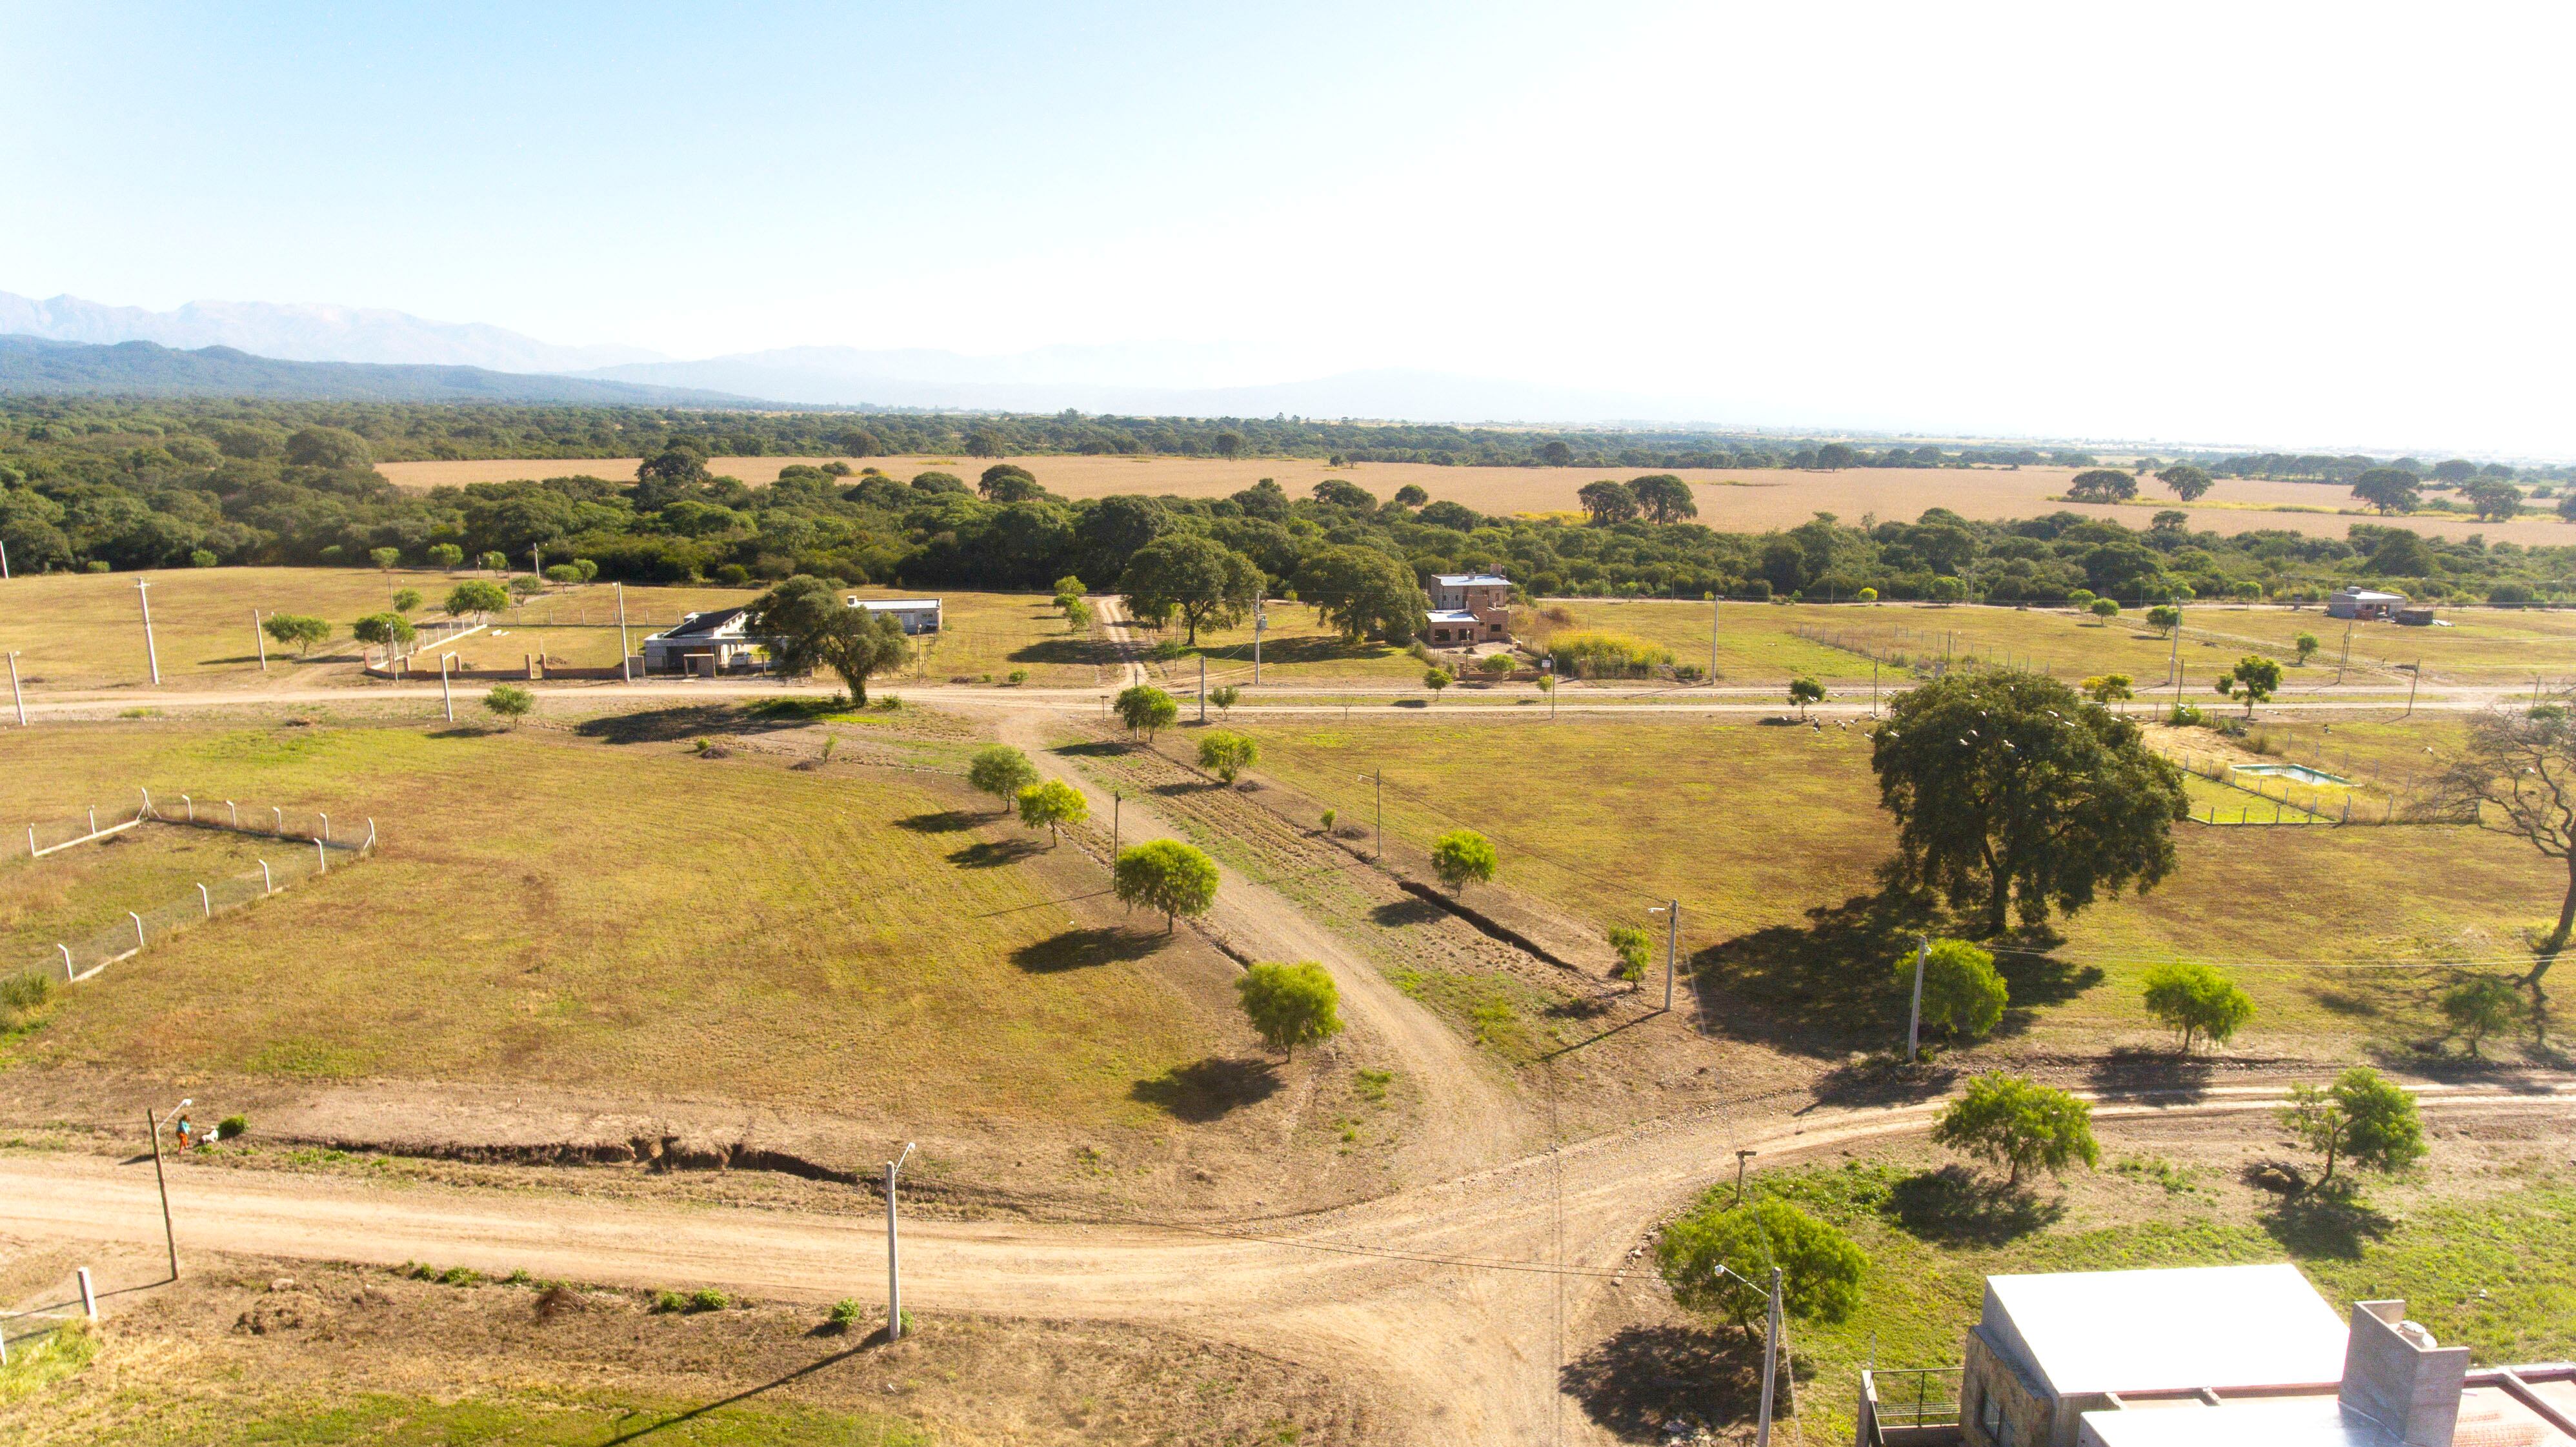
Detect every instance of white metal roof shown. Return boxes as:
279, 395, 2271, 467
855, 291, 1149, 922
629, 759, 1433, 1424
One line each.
1432, 574, 1511, 587
2078, 1395, 2395, 1447
846, 597, 941, 609
2329, 589, 2406, 602
1425, 609, 1481, 623
1986, 1264, 2348, 1397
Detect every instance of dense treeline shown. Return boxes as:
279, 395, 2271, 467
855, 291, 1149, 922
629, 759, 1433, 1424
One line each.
6, 399, 2576, 610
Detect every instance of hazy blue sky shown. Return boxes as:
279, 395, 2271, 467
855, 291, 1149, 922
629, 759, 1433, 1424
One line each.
6, 3, 2575, 452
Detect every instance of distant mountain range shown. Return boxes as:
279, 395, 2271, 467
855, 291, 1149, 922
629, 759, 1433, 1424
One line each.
0, 336, 748, 405
0, 291, 659, 373
0, 289, 1731, 423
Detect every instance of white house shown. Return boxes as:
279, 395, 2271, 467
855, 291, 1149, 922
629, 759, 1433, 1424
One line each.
2326, 589, 2406, 621
845, 596, 943, 634
640, 607, 762, 676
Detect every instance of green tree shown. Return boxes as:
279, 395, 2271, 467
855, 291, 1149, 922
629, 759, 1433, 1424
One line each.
2351, 468, 2421, 515
2464, 478, 2523, 521
478, 551, 507, 572
2440, 976, 2528, 1058
1294, 546, 1425, 645
2089, 598, 2120, 625
2067, 469, 2139, 503
2433, 698, 2576, 1005
544, 563, 581, 585
428, 543, 465, 570
2214, 654, 2282, 715
261, 614, 333, 656
1209, 684, 1241, 716
1116, 685, 1178, 741
508, 575, 545, 600
1933, 1073, 2099, 1187
1607, 925, 1651, 982
1120, 536, 1263, 645
1871, 671, 2187, 935
2141, 961, 2255, 1051
392, 588, 422, 615
1016, 779, 1089, 846
2293, 632, 2319, 665
2146, 604, 2180, 636
1430, 829, 1496, 894
1423, 667, 1452, 702
1787, 676, 1824, 719
1114, 839, 1219, 932
1904, 939, 2008, 1040
2081, 674, 2134, 705
350, 612, 417, 654
368, 546, 401, 570
2157, 464, 2214, 501
445, 580, 509, 616
978, 464, 1041, 502
2066, 589, 2097, 612
1658, 1196, 1865, 1337
1052, 574, 1087, 599
2279, 1068, 2424, 1186
1198, 730, 1258, 783
745, 574, 912, 704
285, 425, 373, 470
1629, 474, 1698, 524
1815, 443, 1858, 470
1062, 596, 1092, 631
1235, 961, 1344, 1057
1576, 480, 1640, 526
967, 744, 1040, 813
1392, 483, 1429, 507
483, 683, 533, 726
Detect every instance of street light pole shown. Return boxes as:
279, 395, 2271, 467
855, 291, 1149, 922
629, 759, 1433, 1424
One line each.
137, 578, 161, 685
1756, 1267, 1785, 1446
1358, 771, 1382, 860
253, 610, 268, 671
885, 1141, 915, 1340
616, 581, 632, 684
148, 1097, 190, 1279
1649, 900, 1680, 1012
1907, 935, 1928, 1061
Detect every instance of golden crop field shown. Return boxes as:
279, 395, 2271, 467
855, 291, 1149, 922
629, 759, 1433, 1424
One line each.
372, 454, 2570, 543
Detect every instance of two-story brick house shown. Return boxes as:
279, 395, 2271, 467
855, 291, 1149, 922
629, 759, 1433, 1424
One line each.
1425, 573, 1513, 646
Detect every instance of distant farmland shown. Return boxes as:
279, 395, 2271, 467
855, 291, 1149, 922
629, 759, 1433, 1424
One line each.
371, 454, 2568, 543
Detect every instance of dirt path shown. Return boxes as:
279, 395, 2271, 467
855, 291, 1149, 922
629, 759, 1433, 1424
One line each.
995, 709, 1528, 1184
15, 1080, 2568, 1445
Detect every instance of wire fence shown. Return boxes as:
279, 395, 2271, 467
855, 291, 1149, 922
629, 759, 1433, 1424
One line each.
1791, 621, 2064, 680
13, 791, 374, 985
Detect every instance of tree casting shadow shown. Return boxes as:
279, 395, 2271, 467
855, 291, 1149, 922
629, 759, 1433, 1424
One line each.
2260, 1188, 2395, 1260
893, 809, 987, 834
1369, 897, 1444, 927
2084, 1046, 2215, 1103
1009, 638, 1126, 667
949, 838, 1043, 869
1688, 889, 1942, 1056
1011, 927, 1163, 973
1129, 1055, 1282, 1122
575, 705, 805, 745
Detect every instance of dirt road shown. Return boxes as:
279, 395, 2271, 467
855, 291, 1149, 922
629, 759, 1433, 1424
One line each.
11, 1081, 2568, 1445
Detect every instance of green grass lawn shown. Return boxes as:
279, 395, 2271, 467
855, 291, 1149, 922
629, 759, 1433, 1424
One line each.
2186, 605, 2576, 683
1, 825, 285, 973
0, 720, 1222, 1124
1146, 602, 1430, 685
1238, 718, 2564, 1056
1520, 600, 1869, 683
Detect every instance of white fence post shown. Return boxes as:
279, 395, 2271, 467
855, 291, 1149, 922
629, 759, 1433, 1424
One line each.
26, 824, 34, 857
139, 787, 152, 819
260, 860, 272, 895
226, 800, 236, 826
272, 807, 282, 834
181, 794, 192, 822
88, 807, 97, 835
130, 912, 144, 949
316, 838, 327, 875
197, 883, 210, 917
77, 1267, 95, 1320
318, 813, 330, 842
364, 818, 376, 851
59, 944, 72, 981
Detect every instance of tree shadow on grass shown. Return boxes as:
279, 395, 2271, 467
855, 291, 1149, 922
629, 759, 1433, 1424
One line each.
1807, 1054, 1958, 1110
1988, 935, 2106, 1037
2261, 1188, 2395, 1260
1561, 1324, 1762, 1442
1051, 740, 1130, 758
574, 705, 807, 745
1129, 1056, 1282, 1122
893, 809, 986, 834
1009, 638, 1127, 667
1011, 927, 1163, 973
2086, 1046, 2214, 1103
949, 838, 1043, 869
1687, 889, 1943, 1057
1369, 897, 1444, 928
1885, 1164, 2066, 1246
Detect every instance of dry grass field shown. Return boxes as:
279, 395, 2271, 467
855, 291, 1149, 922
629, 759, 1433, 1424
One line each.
372, 454, 2572, 543
1234, 718, 2562, 1057
0, 718, 1238, 1133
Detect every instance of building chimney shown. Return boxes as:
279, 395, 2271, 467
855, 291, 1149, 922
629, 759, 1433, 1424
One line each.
2340, 1301, 2470, 1447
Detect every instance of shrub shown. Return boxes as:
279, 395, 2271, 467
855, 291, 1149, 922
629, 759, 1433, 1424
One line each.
508, 575, 546, 599
827, 1297, 865, 1332
687, 1288, 729, 1312
1006, 669, 1028, 685
1430, 829, 1496, 893
217, 1113, 248, 1140
439, 1266, 481, 1287
1015, 780, 1089, 846
1198, 730, 1259, 783
2141, 962, 2254, 1051
1209, 684, 1241, 714
652, 1290, 687, 1313
369, 547, 401, 569
1114, 840, 1220, 931
2440, 976, 2529, 1058
483, 684, 534, 725
189, 549, 218, 568
1115, 685, 1178, 740
1607, 925, 1651, 982
2279, 1067, 2424, 1186
445, 581, 509, 616
2167, 702, 2208, 727
1933, 1073, 2098, 1186
1422, 667, 1452, 698
1547, 631, 1673, 678
1901, 939, 2007, 1040
1236, 961, 1345, 1057
0, 971, 57, 1033
2090, 598, 2121, 623
261, 613, 334, 656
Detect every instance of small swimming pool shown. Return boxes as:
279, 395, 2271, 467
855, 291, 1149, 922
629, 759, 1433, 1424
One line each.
2232, 762, 2350, 786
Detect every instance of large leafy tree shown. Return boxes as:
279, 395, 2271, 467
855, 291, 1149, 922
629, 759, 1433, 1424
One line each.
1236, 961, 1344, 1057
2141, 962, 2255, 1051
2351, 467, 2421, 515
2436, 693, 2576, 1007
1575, 480, 1640, 526
2066, 469, 2139, 503
1657, 1197, 1865, 1338
1119, 534, 1263, 645
967, 745, 1040, 813
1114, 840, 1219, 932
1628, 473, 1697, 523
2279, 1068, 2423, 1187
1871, 670, 2187, 935
1902, 938, 2007, 1040
1294, 546, 1425, 646
745, 574, 911, 704
2156, 463, 2214, 501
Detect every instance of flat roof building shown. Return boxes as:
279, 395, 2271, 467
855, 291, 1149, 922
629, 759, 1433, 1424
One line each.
845, 596, 943, 634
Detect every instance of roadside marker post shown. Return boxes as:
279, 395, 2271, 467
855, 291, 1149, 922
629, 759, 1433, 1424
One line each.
254, 610, 267, 671
7, 650, 23, 726
1649, 900, 1680, 1013
885, 1141, 915, 1341
137, 578, 161, 685
1906, 935, 1927, 1061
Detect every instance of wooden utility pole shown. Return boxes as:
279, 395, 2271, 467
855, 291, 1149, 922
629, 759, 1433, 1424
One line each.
147, 1108, 178, 1279
2406, 660, 2420, 716
1907, 936, 1927, 1060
